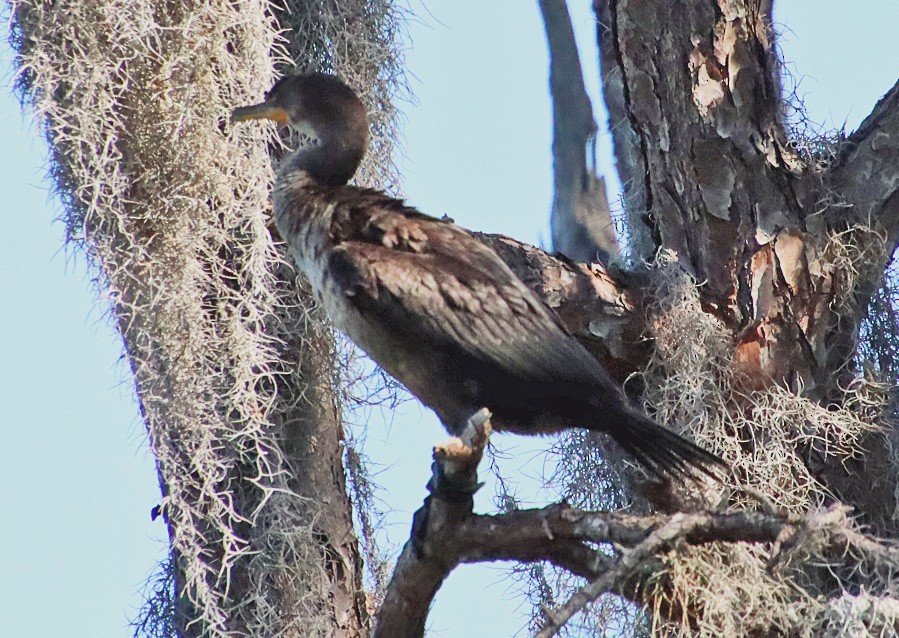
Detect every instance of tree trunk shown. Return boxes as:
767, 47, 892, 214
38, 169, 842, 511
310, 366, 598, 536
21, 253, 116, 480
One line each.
11, 0, 899, 634
10, 1, 402, 635
596, 0, 898, 514
587, 0, 899, 632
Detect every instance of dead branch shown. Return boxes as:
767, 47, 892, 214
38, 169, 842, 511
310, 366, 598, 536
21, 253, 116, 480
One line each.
534, 510, 783, 637
374, 409, 494, 638
538, 0, 619, 263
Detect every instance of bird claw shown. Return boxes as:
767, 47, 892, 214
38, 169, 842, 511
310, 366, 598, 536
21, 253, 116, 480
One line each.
464, 407, 493, 440
411, 408, 493, 555
430, 408, 492, 498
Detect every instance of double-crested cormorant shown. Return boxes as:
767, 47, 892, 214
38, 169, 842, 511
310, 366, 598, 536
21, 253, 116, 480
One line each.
232, 73, 724, 479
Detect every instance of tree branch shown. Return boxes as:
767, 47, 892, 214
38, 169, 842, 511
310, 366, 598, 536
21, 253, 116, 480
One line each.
537, 503, 899, 637
535, 510, 782, 637
539, 0, 619, 263
375, 499, 798, 637
372, 418, 899, 637
373, 413, 790, 637
477, 232, 649, 382
829, 78, 899, 252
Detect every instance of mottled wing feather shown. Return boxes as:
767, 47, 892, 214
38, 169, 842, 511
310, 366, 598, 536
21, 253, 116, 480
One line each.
327, 200, 602, 386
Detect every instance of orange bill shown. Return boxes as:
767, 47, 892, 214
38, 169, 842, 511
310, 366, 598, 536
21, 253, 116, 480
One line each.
230, 102, 289, 124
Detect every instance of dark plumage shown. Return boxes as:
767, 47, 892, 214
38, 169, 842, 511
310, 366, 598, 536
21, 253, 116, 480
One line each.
232, 73, 725, 480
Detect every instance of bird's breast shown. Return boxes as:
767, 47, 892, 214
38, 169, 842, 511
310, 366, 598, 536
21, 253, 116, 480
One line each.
273, 188, 333, 289
272, 191, 364, 344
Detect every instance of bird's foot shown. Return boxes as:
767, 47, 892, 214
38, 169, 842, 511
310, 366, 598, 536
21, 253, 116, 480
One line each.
428, 407, 492, 501
412, 408, 492, 556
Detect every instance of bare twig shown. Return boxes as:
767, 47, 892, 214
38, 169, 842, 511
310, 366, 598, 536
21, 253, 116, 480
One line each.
536, 513, 693, 638
535, 511, 785, 637
374, 409, 494, 638
536, 503, 899, 638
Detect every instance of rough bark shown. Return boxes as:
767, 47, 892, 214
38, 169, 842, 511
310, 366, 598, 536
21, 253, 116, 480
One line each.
828, 79, 899, 252
594, 0, 896, 396
270, 292, 369, 637
9, 1, 401, 635
594, 0, 898, 524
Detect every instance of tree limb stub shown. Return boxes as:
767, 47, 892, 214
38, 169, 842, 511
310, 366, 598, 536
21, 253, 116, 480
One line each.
374, 409, 493, 638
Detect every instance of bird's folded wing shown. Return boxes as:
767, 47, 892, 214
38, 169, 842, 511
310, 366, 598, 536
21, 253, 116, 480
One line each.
327, 208, 601, 385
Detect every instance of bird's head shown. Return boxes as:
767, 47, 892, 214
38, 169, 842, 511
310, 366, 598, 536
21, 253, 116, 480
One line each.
231, 73, 369, 186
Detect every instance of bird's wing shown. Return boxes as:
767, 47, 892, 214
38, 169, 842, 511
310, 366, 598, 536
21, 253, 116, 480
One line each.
326, 194, 602, 385
321, 191, 727, 479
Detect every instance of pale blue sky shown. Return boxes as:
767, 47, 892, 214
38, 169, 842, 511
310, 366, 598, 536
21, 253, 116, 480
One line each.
2, 2, 897, 637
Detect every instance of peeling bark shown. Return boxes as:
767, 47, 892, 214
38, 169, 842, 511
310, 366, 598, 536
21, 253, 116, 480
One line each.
595, 0, 895, 406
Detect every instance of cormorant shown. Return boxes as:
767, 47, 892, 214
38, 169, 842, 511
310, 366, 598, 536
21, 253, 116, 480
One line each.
231, 73, 724, 480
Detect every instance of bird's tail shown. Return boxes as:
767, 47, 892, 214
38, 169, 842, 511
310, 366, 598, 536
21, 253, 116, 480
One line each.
598, 403, 726, 481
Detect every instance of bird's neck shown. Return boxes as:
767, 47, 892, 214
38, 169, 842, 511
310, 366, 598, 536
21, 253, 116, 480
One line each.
276, 149, 324, 192
276, 133, 364, 189
272, 150, 336, 279
272, 138, 366, 252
